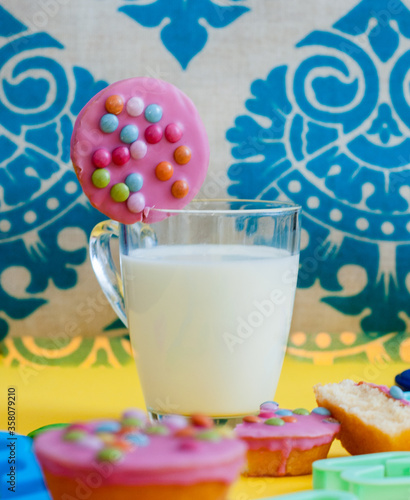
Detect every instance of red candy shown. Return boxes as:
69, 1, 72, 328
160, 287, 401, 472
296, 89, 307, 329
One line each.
92, 148, 111, 168
165, 123, 182, 143
112, 146, 130, 166
258, 411, 277, 419
145, 124, 163, 144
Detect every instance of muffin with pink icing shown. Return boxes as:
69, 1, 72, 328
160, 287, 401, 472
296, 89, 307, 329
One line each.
34, 410, 246, 500
234, 402, 340, 477
314, 380, 410, 455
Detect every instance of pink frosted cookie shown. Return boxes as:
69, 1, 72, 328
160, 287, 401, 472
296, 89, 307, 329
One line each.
34, 410, 246, 500
235, 402, 340, 477
71, 78, 209, 224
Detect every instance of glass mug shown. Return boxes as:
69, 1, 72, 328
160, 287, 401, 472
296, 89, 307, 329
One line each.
90, 199, 301, 420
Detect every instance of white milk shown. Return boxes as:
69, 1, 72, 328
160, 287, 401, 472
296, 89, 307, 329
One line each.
122, 244, 299, 416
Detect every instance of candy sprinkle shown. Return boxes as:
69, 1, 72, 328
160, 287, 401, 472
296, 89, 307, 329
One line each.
264, 418, 285, 426
390, 385, 405, 400
97, 447, 123, 462
293, 408, 310, 415
243, 415, 262, 424
311, 407, 331, 416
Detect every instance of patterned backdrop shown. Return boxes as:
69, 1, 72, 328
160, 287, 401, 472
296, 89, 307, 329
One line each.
0, 0, 409, 366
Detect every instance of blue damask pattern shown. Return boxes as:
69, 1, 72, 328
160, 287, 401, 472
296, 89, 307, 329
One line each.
0, 6, 108, 340
227, 0, 410, 335
119, 0, 249, 69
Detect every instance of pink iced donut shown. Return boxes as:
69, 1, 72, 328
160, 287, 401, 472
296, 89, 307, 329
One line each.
34, 411, 246, 500
71, 78, 209, 224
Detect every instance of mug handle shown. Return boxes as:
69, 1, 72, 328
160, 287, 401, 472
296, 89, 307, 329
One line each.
89, 220, 128, 327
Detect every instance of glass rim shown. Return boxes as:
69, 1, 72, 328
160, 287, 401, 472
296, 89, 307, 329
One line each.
148, 198, 302, 215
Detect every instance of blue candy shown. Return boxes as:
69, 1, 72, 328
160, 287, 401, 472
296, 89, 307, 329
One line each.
126, 173, 144, 192
124, 433, 150, 447
120, 124, 139, 144
395, 369, 410, 391
100, 113, 119, 133
275, 409, 293, 416
144, 104, 163, 123
390, 385, 405, 400
95, 421, 121, 433
312, 407, 331, 416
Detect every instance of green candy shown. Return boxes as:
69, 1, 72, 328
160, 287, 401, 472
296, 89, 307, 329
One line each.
264, 418, 285, 426
110, 183, 129, 202
196, 430, 221, 442
92, 168, 110, 188
97, 447, 123, 462
121, 417, 144, 428
63, 430, 87, 441
293, 408, 310, 415
145, 425, 169, 435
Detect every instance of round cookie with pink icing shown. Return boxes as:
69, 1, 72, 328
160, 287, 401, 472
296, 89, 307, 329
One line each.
235, 401, 340, 477
34, 410, 246, 500
71, 78, 209, 224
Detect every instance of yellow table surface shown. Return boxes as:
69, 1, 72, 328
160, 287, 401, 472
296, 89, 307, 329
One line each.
0, 355, 407, 499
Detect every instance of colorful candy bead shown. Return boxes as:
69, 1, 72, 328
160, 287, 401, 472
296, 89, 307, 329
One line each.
105, 95, 124, 115
165, 123, 182, 143
174, 145, 191, 165
96, 447, 123, 462
390, 385, 405, 400
98, 433, 116, 444
275, 409, 293, 417
112, 146, 130, 166
123, 433, 150, 447
130, 140, 147, 160
293, 408, 310, 415
243, 415, 262, 424
260, 401, 279, 411
196, 430, 221, 442
265, 418, 285, 426
281, 416, 297, 423
125, 173, 144, 192
92, 169, 110, 188
155, 161, 174, 181
191, 414, 213, 428
171, 180, 189, 199
145, 104, 163, 123
145, 425, 169, 435
100, 113, 118, 133
92, 149, 111, 168
127, 193, 145, 213
110, 183, 130, 202
162, 415, 188, 430
175, 426, 196, 438
95, 421, 121, 433
312, 407, 332, 416
63, 430, 87, 442
79, 435, 104, 450
121, 416, 145, 427
126, 97, 144, 117
145, 124, 163, 144
122, 409, 147, 420
120, 124, 139, 144
258, 411, 277, 419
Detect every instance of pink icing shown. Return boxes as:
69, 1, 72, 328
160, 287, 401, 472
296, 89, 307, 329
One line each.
357, 382, 410, 406
235, 411, 340, 476
34, 421, 246, 486
71, 78, 209, 224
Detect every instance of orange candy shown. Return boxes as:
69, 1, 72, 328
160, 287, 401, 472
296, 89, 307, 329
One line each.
281, 416, 297, 423
155, 161, 174, 181
175, 426, 196, 438
174, 145, 191, 165
243, 415, 262, 424
105, 95, 124, 115
191, 414, 213, 428
171, 180, 189, 199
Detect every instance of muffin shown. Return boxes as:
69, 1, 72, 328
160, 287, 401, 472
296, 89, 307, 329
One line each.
235, 401, 340, 476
